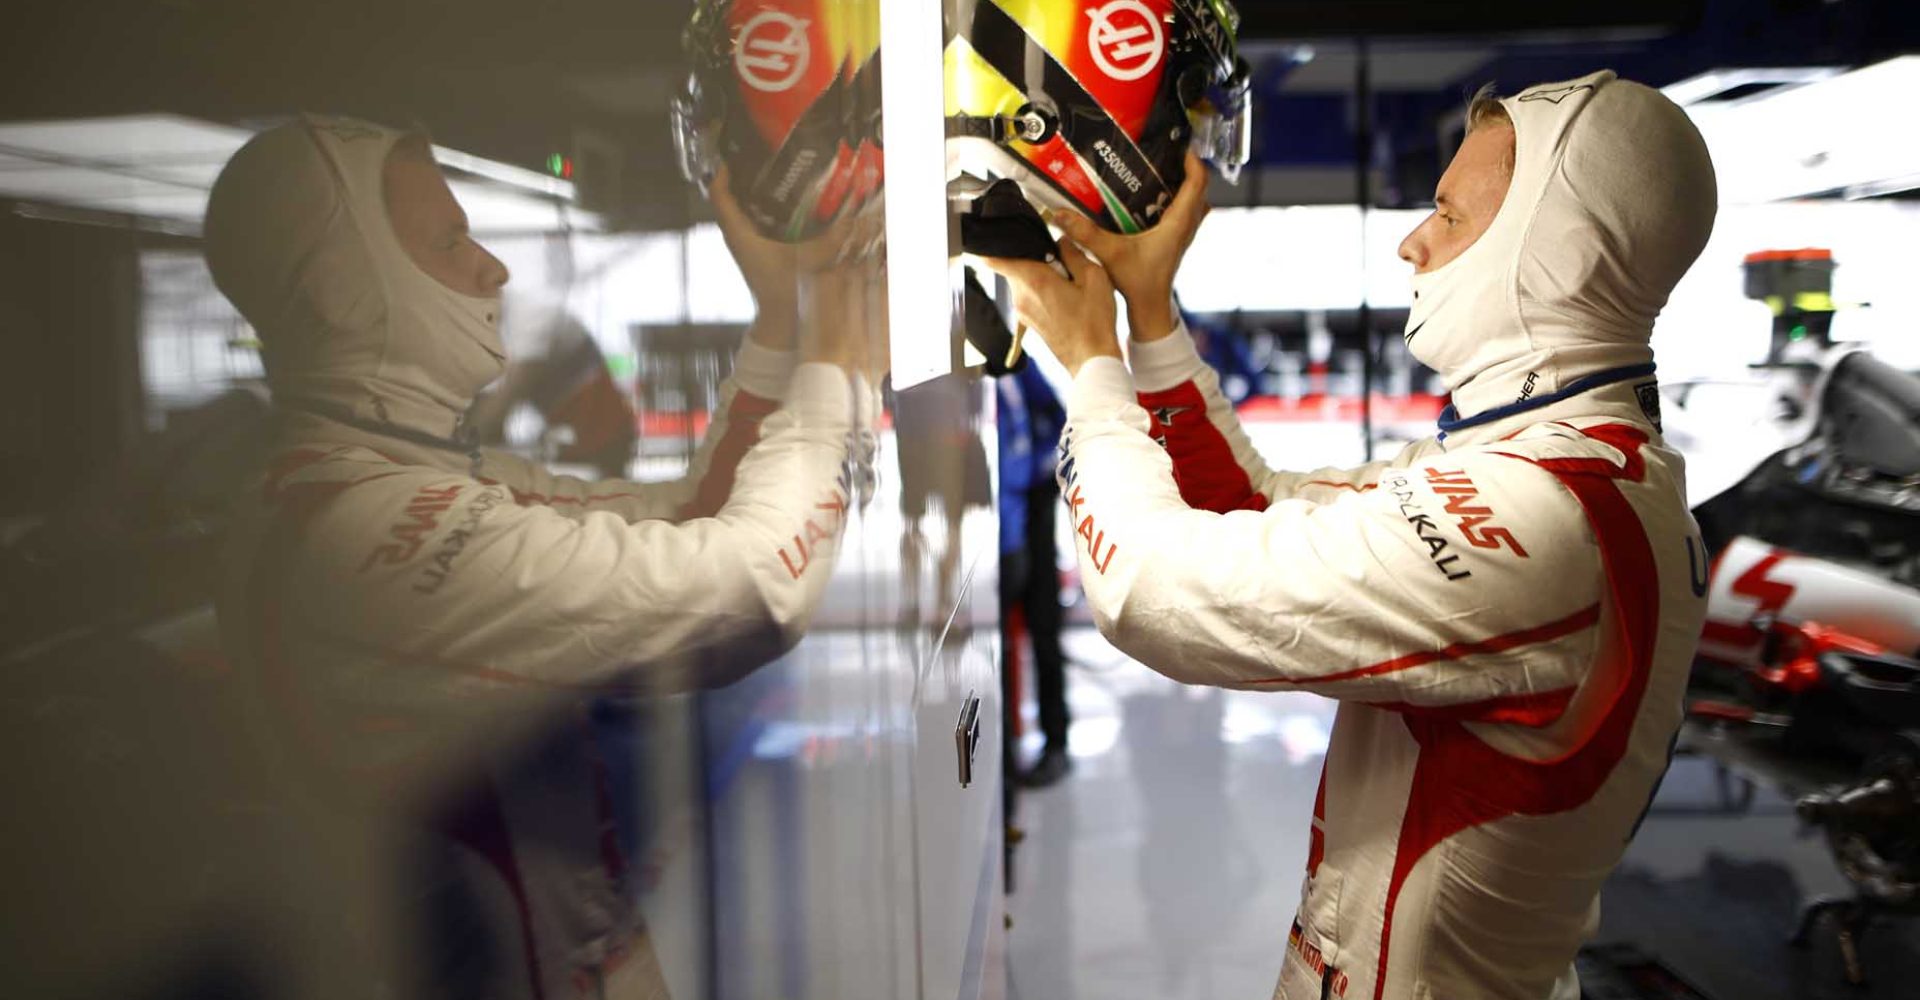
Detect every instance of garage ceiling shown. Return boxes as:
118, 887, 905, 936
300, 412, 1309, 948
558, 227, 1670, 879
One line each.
1233, 0, 1704, 40
2, 1, 1916, 222
1270, 46, 1498, 94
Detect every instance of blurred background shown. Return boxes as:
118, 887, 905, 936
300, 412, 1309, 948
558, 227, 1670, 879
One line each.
1, 2, 1918, 999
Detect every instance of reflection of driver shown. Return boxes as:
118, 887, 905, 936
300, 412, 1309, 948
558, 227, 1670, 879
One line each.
203, 115, 864, 998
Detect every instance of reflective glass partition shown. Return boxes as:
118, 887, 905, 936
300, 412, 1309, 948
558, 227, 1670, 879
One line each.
0, 3, 1003, 999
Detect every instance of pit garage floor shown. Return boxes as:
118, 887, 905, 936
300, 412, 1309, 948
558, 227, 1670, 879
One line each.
1005, 627, 1920, 1000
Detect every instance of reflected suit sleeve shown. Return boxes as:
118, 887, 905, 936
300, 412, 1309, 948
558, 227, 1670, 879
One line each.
473, 338, 799, 523
235, 360, 864, 785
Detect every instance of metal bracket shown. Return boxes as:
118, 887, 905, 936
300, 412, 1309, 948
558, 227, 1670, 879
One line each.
955, 690, 982, 788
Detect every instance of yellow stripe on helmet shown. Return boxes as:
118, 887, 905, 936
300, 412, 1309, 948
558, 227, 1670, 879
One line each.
944, 36, 1029, 127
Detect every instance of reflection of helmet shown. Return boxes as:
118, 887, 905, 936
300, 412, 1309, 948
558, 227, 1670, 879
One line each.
673, 0, 883, 242
946, 0, 1250, 233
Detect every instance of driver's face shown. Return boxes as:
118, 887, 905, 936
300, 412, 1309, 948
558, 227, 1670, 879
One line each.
1397, 124, 1515, 275
383, 139, 510, 297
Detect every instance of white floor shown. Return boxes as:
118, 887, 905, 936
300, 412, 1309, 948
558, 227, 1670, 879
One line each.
1005, 628, 1336, 1000
999, 627, 1918, 1000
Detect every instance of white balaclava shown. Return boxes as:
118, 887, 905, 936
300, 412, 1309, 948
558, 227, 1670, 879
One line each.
1404, 70, 1717, 430
204, 115, 506, 444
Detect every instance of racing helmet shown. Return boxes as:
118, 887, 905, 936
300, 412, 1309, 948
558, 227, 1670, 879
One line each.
946, 0, 1251, 233
673, 0, 883, 242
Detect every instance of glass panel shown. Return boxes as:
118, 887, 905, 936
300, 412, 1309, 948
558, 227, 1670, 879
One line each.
0, 4, 1001, 999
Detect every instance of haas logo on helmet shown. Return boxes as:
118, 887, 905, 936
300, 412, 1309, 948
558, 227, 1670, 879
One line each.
735, 11, 811, 93
1087, 0, 1165, 82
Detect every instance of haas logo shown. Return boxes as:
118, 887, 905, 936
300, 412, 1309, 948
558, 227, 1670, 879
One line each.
1086, 0, 1165, 82
735, 11, 811, 93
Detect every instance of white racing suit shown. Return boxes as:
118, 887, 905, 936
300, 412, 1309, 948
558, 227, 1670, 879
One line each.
222, 337, 864, 770
219, 345, 869, 1000
1060, 323, 1708, 1000
1048, 69, 1718, 998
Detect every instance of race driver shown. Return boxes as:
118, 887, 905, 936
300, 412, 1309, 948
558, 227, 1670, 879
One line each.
204, 115, 876, 998
982, 71, 1717, 1000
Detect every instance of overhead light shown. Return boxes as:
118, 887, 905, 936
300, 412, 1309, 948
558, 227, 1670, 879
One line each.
0, 114, 253, 225
1661, 66, 1842, 106
432, 143, 576, 202
0, 113, 587, 233
1682, 57, 1920, 204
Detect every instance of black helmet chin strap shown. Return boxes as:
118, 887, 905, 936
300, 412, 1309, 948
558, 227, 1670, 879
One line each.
946, 106, 1057, 145
950, 0, 1176, 232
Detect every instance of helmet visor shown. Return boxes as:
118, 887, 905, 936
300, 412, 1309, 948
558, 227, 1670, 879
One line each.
670, 90, 718, 194
1188, 58, 1251, 179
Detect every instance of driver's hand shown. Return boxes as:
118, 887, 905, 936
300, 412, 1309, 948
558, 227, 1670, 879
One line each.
978, 238, 1121, 378
799, 213, 887, 379
1047, 150, 1211, 343
713, 166, 860, 353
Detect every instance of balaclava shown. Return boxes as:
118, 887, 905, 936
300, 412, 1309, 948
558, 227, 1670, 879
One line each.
203, 115, 507, 446
1404, 70, 1717, 432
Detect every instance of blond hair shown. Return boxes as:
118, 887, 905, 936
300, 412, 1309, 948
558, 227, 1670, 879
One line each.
1464, 83, 1515, 175
1466, 82, 1512, 133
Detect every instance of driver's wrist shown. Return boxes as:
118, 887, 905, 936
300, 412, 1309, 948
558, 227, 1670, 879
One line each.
753, 291, 799, 317
1062, 341, 1122, 377
747, 309, 798, 351
1126, 295, 1178, 344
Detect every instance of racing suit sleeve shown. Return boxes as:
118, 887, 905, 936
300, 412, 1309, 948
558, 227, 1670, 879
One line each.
1058, 357, 1604, 718
473, 337, 797, 523
1127, 319, 1425, 510
273, 362, 861, 695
